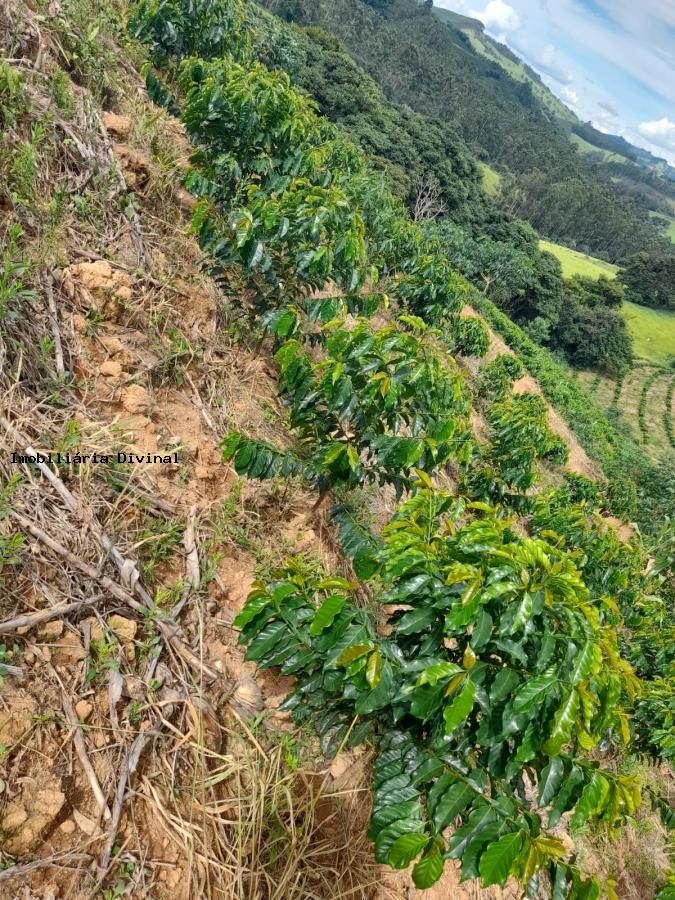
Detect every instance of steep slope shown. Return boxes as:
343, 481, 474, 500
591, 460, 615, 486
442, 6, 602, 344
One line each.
0, 1, 672, 898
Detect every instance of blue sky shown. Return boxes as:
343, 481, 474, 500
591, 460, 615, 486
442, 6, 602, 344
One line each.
435, 0, 675, 164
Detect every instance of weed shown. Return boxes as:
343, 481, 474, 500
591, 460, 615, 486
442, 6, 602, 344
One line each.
127, 700, 143, 726
0, 475, 25, 568
0, 226, 36, 320
85, 308, 106, 334
209, 482, 254, 550
85, 635, 120, 684
0, 62, 25, 128
136, 515, 183, 582
51, 67, 75, 116
8, 125, 44, 205
102, 860, 136, 899
155, 328, 200, 386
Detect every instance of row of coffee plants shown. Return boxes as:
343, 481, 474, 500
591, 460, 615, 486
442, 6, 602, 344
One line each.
129, 0, 670, 893
224, 317, 473, 500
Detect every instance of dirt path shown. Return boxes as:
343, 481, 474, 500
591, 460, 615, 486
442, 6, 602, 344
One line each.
463, 305, 602, 480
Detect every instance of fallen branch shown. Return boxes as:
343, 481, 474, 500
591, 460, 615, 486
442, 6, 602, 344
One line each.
62, 688, 111, 822
0, 853, 92, 884
9, 510, 219, 681
184, 370, 220, 438
0, 594, 105, 635
98, 728, 155, 874
171, 505, 199, 619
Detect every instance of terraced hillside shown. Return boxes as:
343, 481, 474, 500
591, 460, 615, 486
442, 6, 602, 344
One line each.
577, 365, 675, 460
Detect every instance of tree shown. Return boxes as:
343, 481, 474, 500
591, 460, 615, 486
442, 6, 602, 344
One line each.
619, 251, 675, 310
412, 174, 446, 222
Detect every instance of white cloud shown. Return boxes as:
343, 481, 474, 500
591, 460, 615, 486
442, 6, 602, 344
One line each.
538, 43, 556, 66
638, 117, 675, 150
560, 86, 579, 106
469, 0, 522, 32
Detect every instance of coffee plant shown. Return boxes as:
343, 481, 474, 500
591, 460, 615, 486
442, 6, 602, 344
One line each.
129, 1, 674, 893
223, 317, 473, 497
476, 354, 524, 403
466, 393, 568, 510
234, 487, 641, 894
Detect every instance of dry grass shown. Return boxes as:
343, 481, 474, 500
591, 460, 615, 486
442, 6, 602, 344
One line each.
138, 723, 383, 899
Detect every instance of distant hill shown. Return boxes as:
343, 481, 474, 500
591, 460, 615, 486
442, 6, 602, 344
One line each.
263, 0, 673, 261
431, 3, 675, 182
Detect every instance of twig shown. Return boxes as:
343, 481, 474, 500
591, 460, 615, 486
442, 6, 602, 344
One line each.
9, 510, 220, 682
183, 370, 220, 438
0, 595, 105, 635
62, 689, 111, 821
98, 729, 156, 874
0, 853, 91, 883
44, 276, 66, 377
171, 506, 199, 619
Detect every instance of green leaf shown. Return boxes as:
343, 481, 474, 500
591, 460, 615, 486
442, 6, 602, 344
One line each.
549, 764, 584, 827
412, 843, 444, 889
443, 680, 475, 735
511, 591, 534, 631
538, 757, 564, 807
478, 831, 523, 887
309, 594, 346, 636
416, 662, 463, 687
448, 805, 497, 859
513, 671, 557, 712
570, 772, 610, 832
543, 689, 579, 755
388, 833, 429, 869
429, 778, 474, 831
366, 650, 382, 688
245, 620, 288, 662
374, 818, 423, 863
471, 609, 493, 650
337, 644, 371, 666
220, 431, 242, 461
570, 641, 596, 685
490, 668, 520, 702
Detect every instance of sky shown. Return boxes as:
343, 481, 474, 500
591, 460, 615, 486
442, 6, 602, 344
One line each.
434, 0, 675, 165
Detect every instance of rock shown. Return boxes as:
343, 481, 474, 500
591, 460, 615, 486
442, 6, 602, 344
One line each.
37, 619, 64, 641
112, 143, 151, 190
121, 383, 150, 414
72, 313, 88, 335
75, 699, 93, 721
231, 676, 264, 721
73, 808, 99, 836
62, 261, 132, 320
93, 730, 107, 749
102, 112, 132, 141
176, 187, 196, 213
53, 630, 86, 663
282, 514, 318, 555
100, 335, 124, 355
59, 819, 76, 834
0, 779, 65, 854
108, 615, 137, 644
100, 359, 122, 378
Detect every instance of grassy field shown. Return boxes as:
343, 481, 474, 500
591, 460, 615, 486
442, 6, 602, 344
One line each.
570, 132, 626, 164
650, 212, 675, 243
622, 300, 675, 366
479, 161, 500, 195
539, 240, 619, 279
